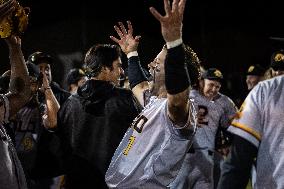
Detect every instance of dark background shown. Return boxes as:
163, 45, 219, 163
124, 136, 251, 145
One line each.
1, 0, 284, 105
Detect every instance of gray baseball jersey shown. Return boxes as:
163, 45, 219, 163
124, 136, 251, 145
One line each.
0, 94, 27, 189
228, 75, 284, 189
105, 97, 197, 188
171, 89, 236, 189
190, 89, 236, 151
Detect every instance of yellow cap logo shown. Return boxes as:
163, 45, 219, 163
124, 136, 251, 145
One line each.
214, 70, 222, 78
79, 69, 85, 75
248, 66, 255, 73
274, 53, 284, 62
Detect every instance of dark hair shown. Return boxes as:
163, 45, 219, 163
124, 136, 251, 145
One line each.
83, 44, 122, 78
66, 68, 86, 86
183, 44, 201, 88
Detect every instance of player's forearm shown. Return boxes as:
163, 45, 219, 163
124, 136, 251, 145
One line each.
127, 52, 149, 106
7, 39, 31, 116
165, 41, 190, 125
44, 88, 60, 129
8, 41, 29, 93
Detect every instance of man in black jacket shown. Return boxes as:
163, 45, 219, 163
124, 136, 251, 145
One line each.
58, 44, 142, 188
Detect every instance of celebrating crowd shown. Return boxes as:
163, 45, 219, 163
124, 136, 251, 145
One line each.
1, 0, 284, 189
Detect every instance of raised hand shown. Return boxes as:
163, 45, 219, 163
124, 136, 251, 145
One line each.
4, 34, 21, 48
149, 0, 187, 42
39, 70, 50, 93
110, 20, 141, 54
0, 0, 17, 23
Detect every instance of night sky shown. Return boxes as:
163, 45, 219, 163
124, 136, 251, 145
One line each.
1, 0, 283, 104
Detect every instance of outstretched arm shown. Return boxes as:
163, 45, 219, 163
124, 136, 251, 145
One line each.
5, 35, 31, 117
110, 21, 149, 106
150, 0, 190, 126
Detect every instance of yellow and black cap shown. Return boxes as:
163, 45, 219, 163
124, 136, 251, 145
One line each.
202, 68, 223, 82
271, 50, 284, 71
246, 64, 265, 76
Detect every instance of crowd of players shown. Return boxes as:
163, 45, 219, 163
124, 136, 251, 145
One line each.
1, 0, 284, 189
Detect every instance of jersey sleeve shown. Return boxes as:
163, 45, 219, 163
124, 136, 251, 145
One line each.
227, 84, 264, 147
220, 96, 237, 128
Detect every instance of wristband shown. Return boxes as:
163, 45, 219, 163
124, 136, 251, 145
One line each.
166, 38, 183, 49
165, 44, 190, 94
128, 56, 149, 89
127, 51, 138, 58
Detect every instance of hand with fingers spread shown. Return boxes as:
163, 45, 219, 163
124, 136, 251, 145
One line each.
149, 0, 186, 42
110, 20, 141, 55
0, 0, 16, 23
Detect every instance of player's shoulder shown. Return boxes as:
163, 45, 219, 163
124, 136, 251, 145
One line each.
259, 75, 284, 90
216, 93, 235, 106
144, 96, 165, 110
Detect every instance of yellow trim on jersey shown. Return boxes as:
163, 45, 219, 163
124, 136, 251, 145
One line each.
231, 122, 261, 141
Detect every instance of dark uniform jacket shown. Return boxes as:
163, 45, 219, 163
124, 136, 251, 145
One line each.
58, 79, 141, 189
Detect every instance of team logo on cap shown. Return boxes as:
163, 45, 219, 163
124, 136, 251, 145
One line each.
79, 69, 85, 75
214, 69, 222, 78
248, 66, 255, 73
274, 53, 284, 62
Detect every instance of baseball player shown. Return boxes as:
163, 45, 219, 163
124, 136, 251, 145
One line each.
170, 68, 237, 189
218, 75, 284, 189
1, 35, 31, 189
105, 0, 199, 188
246, 64, 265, 91
270, 50, 284, 77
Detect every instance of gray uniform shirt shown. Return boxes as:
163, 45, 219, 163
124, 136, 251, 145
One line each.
228, 75, 284, 189
171, 90, 236, 189
190, 89, 236, 151
105, 97, 197, 188
0, 94, 27, 189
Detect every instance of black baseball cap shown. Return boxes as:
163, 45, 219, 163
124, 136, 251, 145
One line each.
246, 64, 265, 76
26, 62, 41, 79
27, 51, 53, 65
270, 50, 284, 71
202, 68, 223, 82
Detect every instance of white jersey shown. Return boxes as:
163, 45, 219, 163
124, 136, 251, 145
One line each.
105, 97, 197, 188
170, 90, 237, 189
190, 90, 237, 151
228, 75, 284, 189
